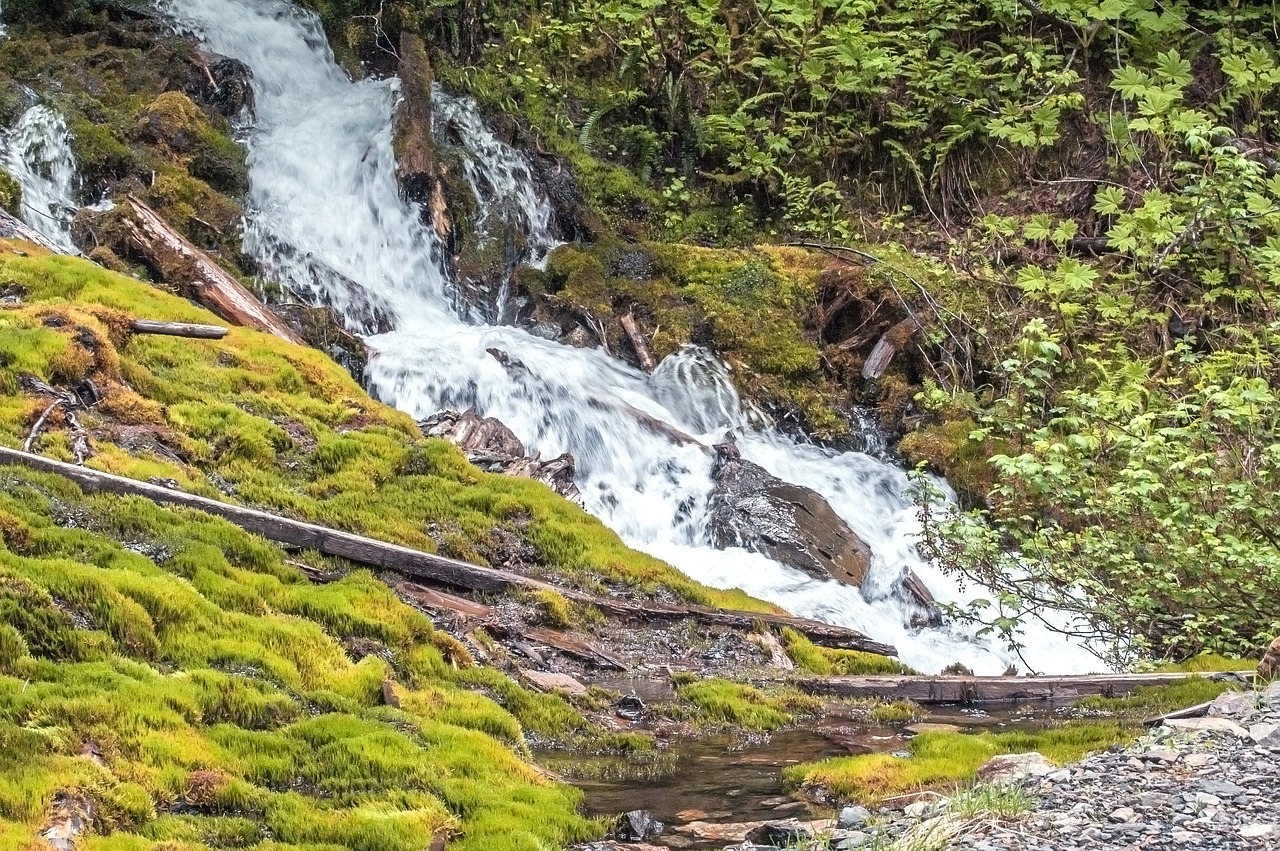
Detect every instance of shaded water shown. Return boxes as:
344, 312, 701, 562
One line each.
149, 0, 1105, 675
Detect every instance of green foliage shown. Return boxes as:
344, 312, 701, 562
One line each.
1074, 678, 1237, 716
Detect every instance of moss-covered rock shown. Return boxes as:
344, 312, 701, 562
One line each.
0, 170, 22, 218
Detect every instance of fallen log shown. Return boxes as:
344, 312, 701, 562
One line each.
619, 311, 657, 373
120, 197, 305, 345
130, 319, 229, 339
796, 671, 1252, 705
485, 622, 629, 671
0, 446, 897, 655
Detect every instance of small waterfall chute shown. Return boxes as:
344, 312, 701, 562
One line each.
2, 104, 81, 253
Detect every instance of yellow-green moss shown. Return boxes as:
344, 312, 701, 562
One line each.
0, 465, 603, 851
671, 676, 822, 732
780, 627, 917, 675
1073, 677, 1238, 716
786, 723, 1132, 803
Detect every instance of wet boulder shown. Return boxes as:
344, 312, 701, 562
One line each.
706, 438, 872, 585
613, 810, 663, 841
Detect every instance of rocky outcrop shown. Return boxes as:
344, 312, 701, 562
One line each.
707, 437, 940, 626
706, 438, 872, 586
420, 409, 579, 500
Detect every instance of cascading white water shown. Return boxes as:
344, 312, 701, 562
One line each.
2, 104, 81, 252
163, 0, 1106, 675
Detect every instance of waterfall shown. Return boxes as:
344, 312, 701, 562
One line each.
161, 0, 1105, 675
2, 104, 81, 253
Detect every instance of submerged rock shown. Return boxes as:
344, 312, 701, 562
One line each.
420, 408, 580, 500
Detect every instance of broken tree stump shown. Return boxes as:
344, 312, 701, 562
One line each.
120, 196, 305, 345
0, 446, 898, 656
861, 316, 921, 380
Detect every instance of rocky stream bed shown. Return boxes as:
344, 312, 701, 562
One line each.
575, 682, 1280, 851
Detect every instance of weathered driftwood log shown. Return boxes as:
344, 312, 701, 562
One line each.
861, 316, 921, 380
619, 311, 657, 373
130, 319, 230, 339
0, 446, 898, 655
0, 207, 71, 255
796, 671, 1250, 705
120, 197, 305, 345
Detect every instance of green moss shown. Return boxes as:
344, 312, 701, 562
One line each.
0, 248, 773, 612
0, 170, 22, 218
786, 723, 1132, 803
671, 676, 821, 732
780, 627, 917, 675
0, 465, 603, 850
866, 700, 925, 726
1074, 677, 1238, 717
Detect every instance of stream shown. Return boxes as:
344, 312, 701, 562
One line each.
0, 0, 1107, 675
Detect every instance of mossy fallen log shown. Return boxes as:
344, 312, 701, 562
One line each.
120, 196, 306, 345
796, 671, 1251, 704
0, 446, 898, 655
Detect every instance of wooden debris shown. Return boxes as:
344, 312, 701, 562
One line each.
619, 311, 657, 373
860, 316, 921, 380
796, 671, 1253, 705
750, 630, 796, 670
0, 446, 898, 656
518, 669, 588, 696
484, 622, 628, 671
130, 319, 230, 339
120, 197, 305, 345
394, 583, 493, 619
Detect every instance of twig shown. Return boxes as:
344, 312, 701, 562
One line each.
23, 399, 63, 452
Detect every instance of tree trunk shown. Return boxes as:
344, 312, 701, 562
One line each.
796, 671, 1249, 704
861, 316, 920, 380
121, 197, 305, 345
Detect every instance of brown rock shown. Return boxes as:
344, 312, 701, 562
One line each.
1259, 634, 1280, 680
420, 409, 580, 499
976, 752, 1055, 783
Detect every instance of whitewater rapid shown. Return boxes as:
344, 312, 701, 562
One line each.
148, 0, 1103, 674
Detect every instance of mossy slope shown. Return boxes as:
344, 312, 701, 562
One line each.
0, 464, 602, 851
0, 244, 768, 611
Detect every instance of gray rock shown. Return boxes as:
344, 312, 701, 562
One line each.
1249, 722, 1280, 747
837, 805, 871, 829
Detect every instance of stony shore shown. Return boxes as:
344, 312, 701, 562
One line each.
582, 682, 1280, 850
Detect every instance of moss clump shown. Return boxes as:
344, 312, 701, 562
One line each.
787, 723, 1132, 803
541, 241, 848, 438
866, 700, 925, 726
780, 627, 918, 675
671, 676, 822, 732
0, 170, 22, 218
